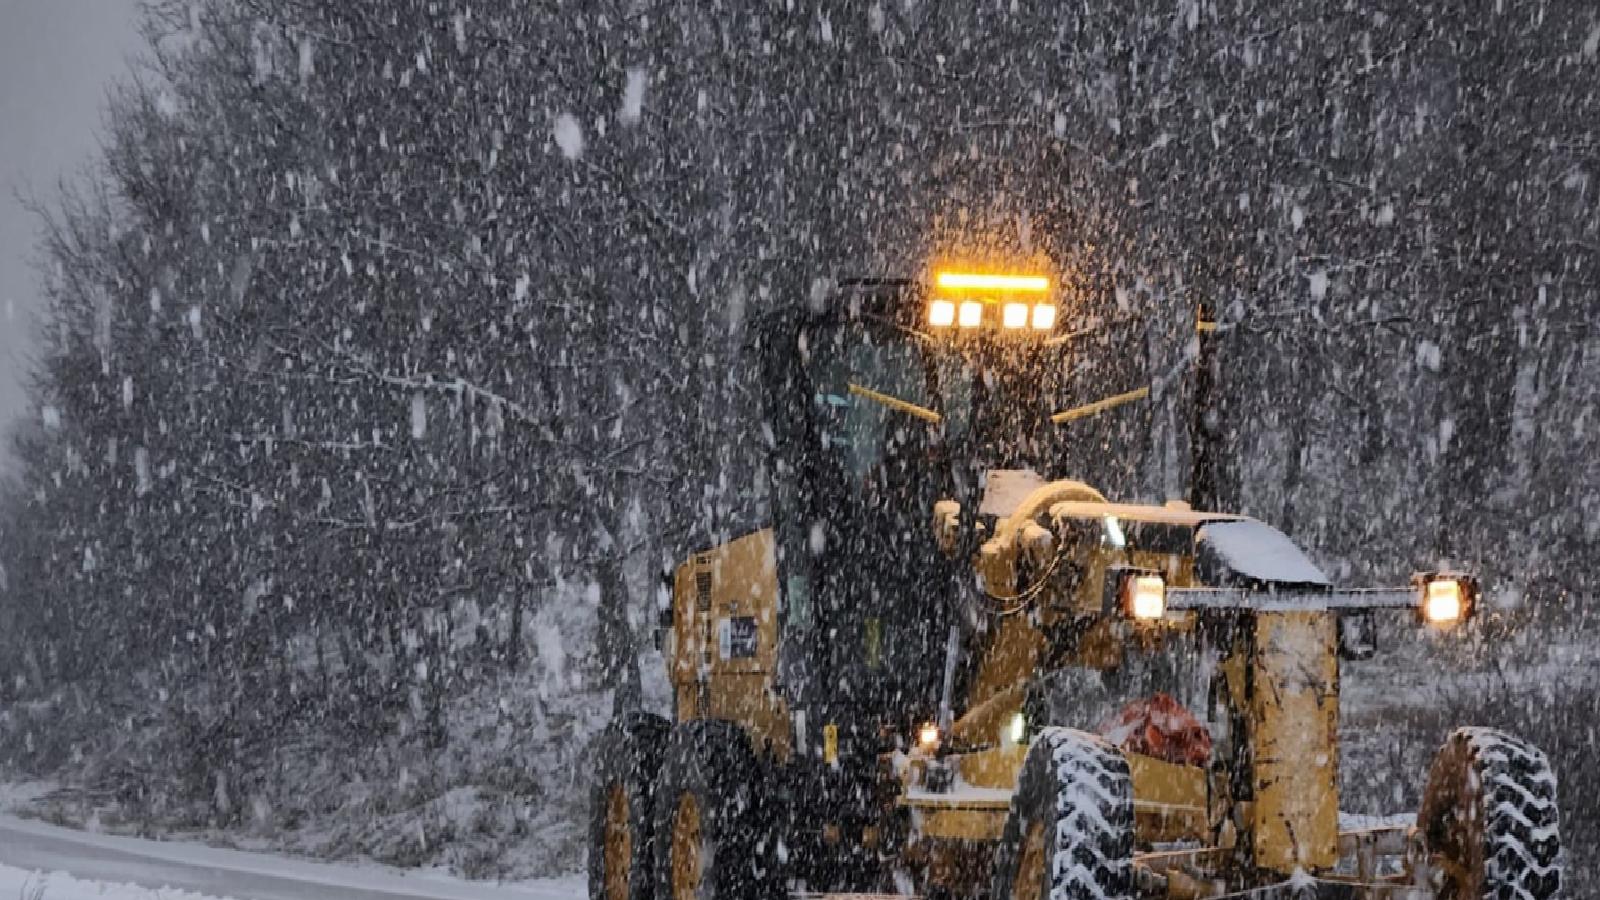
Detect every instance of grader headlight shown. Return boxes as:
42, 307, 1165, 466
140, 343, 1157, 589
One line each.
1421, 577, 1473, 626
917, 722, 942, 752
1002, 302, 1029, 329
958, 300, 984, 328
1125, 574, 1167, 621
928, 269, 1056, 333
1006, 711, 1027, 745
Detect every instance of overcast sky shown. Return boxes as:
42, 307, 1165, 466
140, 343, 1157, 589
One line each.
0, 0, 141, 468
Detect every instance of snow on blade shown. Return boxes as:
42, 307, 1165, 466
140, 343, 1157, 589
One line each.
0, 864, 231, 900
978, 469, 1049, 518
1197, 520, 1328, 585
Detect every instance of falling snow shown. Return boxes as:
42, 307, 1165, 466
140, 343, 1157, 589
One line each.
553, 113, 583, 160
0, 1, 1596, 895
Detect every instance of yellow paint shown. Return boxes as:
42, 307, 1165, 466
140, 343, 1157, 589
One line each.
1050, 386, 1150, 424
1129, 753, 1207, 810
822, 723, 839, 765
961, 617, 1044, 734
967, 480, 1108, 712
602, 784, 631, 900
1014, 822, 1046, 900
913, 807, 1008, 842
1129, 753, 1210, 844
950, 685, 1026, 747
1251, 611, 1340, 874
669, 792, 703, 900
669, 529, 791, 761
848, 383, 943, 423
955, 743, 1028, 789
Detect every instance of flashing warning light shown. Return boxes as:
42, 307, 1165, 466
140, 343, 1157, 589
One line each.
935, 272, 1051, 294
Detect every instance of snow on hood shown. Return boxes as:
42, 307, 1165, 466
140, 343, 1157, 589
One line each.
978, 469, 1049, 518
1196, 519, 1328, 586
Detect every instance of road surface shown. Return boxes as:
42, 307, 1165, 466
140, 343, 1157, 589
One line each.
0, 814, 583, 900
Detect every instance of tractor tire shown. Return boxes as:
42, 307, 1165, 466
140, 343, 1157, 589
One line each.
649, 720, 781, 900
588, 712, 671, 900
1419, 727, 1561, 900
990, 727, 1135, 900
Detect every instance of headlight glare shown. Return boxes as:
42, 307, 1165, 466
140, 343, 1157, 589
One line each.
958, 301, 984, 328
1002, 302, 1029, 329
1125, 574, 1167, 621
1423, 578, 1465, 625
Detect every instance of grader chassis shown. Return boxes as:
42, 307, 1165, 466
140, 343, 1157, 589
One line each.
588, 272, 1562, 900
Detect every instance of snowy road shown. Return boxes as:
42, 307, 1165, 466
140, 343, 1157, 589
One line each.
0, 815, 583, 900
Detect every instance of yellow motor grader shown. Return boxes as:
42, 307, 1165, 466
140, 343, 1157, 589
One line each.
588, 270, 1562, 899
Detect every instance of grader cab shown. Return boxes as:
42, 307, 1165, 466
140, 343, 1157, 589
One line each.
588, 270, 1561, 900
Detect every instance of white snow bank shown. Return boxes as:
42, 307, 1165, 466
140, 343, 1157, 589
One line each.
0, 863, 231, 899
0, 815, 583, 900
1197, 520, 1328, 585
0, 781, 55, 812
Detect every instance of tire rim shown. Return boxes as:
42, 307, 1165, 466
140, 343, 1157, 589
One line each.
1013, 820, 1047, 900
671, 792, 705, 900
1421, 739, 1485, 899
603, 783, 632, 900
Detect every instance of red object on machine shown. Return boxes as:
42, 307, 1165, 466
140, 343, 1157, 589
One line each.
1094, 693, 1213, 766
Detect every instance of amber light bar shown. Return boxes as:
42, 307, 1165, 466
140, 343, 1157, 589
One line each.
934, 272, 1051, 293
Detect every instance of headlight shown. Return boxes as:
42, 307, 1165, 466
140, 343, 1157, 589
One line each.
928, 299, 956, 327
917, 722, 941, 752
1006, 711, 1026, 745
1125, 574, 1167, 621
1423, 578, 1465, 625
1031, 304, 1057, 330
1002, 302, 1029, 329
958, 300, 984, 328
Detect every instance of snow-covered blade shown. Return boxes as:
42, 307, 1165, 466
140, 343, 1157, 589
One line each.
1195, 520, 1328, 586
1166, 586, 1417, 612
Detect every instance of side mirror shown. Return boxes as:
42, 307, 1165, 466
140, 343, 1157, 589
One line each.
1338, 611, 1377, 660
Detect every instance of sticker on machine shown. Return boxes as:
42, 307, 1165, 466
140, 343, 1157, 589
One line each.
718, 616, 759, 660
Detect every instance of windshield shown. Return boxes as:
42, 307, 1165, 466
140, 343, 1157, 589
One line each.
806, 318, 969, 483
800, 313, 1091, 487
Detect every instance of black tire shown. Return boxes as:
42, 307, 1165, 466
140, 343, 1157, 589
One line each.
1419, 727, 1561, 900
991, 727, 1135, 900
588, 712, 671, 900
649, 720, 781, 900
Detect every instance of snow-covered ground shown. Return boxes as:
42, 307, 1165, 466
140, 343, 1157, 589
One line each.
0, 864, 236, 900
0, 814, 582, 900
